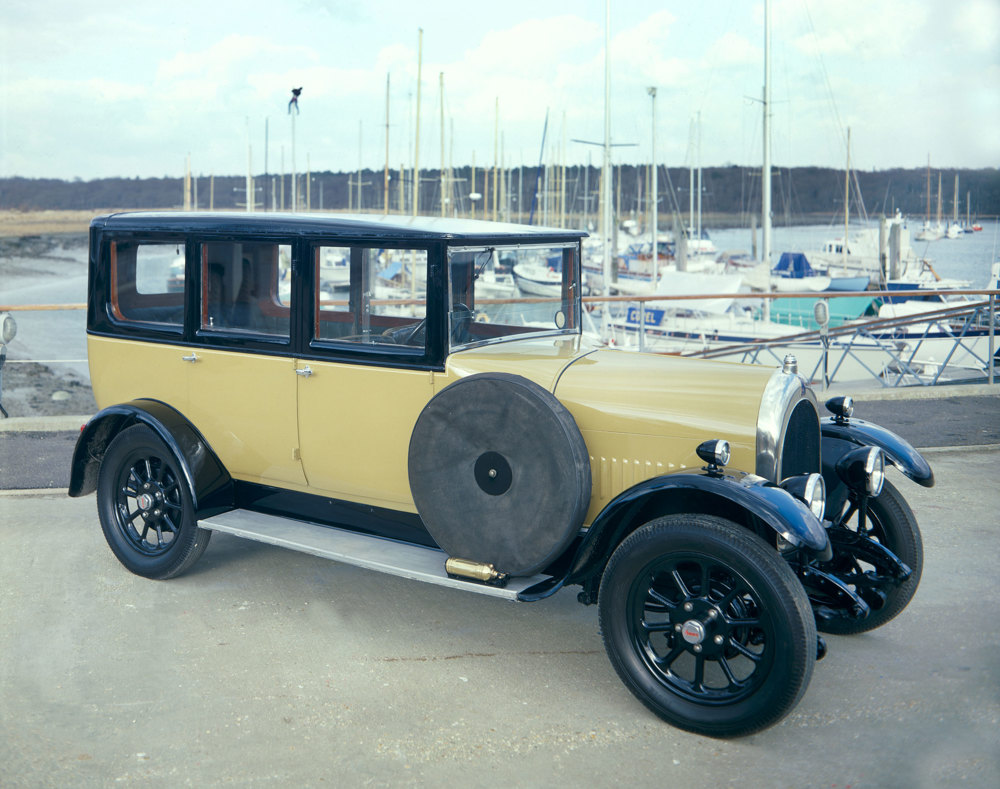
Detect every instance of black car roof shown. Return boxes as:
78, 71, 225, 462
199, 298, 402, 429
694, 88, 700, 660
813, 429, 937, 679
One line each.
92, 211, 588, 244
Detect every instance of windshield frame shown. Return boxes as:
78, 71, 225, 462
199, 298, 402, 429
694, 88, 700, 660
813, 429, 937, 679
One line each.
446, 240, 583, 352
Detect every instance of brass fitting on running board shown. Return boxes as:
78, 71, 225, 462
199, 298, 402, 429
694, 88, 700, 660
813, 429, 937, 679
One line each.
445, 557, 509, 587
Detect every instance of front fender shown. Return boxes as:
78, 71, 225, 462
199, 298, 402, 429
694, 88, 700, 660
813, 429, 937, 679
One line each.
69, 399, 233, 517
557, 472, 830, 591
821, 417, 934, 488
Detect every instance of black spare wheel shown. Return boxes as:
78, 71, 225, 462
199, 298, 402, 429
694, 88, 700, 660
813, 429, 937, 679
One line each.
408, 372, 591, 576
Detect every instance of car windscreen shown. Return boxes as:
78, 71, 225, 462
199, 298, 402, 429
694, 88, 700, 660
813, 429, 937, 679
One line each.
447, 242, 581, 349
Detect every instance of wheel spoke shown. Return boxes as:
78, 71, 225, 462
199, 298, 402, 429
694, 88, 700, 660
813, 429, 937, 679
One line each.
651, 642, 686, 669
167, 511, 184, 534
670, 568, 693, 599
693, 653, 706, 689
716, 583, 748, 610
124, 469, 142, 495
699, 562, 711, 598
647, 587, 678, 610
727, 638, 764, 662
641, 619, 674, 633
725, 616, 761, 629
127, 507, 144, 524
718, 655, 750, 689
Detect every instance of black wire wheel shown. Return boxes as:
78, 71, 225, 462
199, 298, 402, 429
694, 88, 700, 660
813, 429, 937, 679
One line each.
598, 515, 816, 738
97, 424, 211, 580
817, 479, 923, 635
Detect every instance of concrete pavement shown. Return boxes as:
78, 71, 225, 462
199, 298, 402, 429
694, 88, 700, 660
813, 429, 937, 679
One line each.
2, 448, 999, 787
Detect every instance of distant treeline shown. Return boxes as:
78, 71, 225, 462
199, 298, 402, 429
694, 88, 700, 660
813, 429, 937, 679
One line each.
2, 165, 998, 226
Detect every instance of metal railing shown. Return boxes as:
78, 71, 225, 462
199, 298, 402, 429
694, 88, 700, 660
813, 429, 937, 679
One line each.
583, 288, 998, 388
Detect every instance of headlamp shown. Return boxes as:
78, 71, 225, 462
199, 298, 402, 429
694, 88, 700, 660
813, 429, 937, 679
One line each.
780, 472, 826, 521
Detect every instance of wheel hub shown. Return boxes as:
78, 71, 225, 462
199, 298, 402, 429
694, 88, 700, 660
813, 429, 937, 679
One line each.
137, 492, 155, 512
680, 620, 706, 645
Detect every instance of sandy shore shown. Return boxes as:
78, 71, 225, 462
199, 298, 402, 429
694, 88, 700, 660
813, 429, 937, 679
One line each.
0, 209, 103, 238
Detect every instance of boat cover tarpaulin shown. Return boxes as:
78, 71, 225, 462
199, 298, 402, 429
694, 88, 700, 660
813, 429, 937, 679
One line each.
773, 252, 817, 278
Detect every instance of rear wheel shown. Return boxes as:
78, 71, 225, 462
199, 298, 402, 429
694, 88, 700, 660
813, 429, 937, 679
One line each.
598, 515, 816, 738
97, 425, 211, 579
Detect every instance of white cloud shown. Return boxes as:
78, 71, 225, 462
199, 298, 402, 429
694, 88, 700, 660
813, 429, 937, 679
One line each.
950, 0, 1000, 52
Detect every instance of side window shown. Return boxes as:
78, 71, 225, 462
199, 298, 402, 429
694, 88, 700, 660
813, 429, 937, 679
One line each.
315, 246, 427, 348
110, 241, 185, 328
201, 242, 291, 337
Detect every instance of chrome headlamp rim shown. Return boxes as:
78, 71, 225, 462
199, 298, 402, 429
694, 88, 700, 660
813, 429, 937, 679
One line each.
835, 445, 885, 496
779, 472, 826, 522
825, 394, 854, 420
865, 446, 885, 496
696, 439, 731, 468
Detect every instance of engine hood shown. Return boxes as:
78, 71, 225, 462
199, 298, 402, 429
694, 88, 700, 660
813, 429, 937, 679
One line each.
554, 348, 773, 470
444, 341, 776, 509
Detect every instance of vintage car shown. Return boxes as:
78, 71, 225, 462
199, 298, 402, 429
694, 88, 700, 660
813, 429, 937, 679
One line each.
70, 212, 932, 737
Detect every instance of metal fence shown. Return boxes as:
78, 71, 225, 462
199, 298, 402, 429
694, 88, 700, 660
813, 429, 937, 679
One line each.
583, 288, 998, 389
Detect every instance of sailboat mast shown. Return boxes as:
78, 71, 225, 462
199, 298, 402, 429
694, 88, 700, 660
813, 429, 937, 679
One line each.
413, 28, 423, 218
697, 111, 702, 244
384, 73, 390, 213
762, 0, 772, 271
601, 0, 612, 299
440, 73, 446, 218
648, 86, 657, 286
953, 173, 959, 223
493, 97, 499, 222
936, 172, 942, 227
843, 127, 850, 270
925, 155, 930, 224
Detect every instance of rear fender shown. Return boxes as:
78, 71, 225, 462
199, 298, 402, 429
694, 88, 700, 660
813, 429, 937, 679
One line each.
69, 399, 233, 517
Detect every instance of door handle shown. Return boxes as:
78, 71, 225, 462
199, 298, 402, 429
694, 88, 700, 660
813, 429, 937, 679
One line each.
182, 353, 198, 363
295, 366, 313, 377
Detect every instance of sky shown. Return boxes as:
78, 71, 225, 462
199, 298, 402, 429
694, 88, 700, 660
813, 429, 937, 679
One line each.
1, 0, 998, 181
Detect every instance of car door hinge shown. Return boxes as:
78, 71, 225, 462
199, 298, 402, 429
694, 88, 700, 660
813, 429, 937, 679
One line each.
292, 448, 301, 461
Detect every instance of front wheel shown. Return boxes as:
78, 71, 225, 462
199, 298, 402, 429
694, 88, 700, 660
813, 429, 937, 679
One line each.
97, 424, 211, 579
598, 515, 816, 738
817, 480, 923, 635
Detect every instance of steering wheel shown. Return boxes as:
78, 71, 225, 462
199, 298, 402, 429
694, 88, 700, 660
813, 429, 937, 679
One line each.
383, 318, 426, 346
450, 303, 474, 346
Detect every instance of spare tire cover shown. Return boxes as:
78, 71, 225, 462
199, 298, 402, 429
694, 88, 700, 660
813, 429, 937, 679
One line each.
408, 372, 592, 576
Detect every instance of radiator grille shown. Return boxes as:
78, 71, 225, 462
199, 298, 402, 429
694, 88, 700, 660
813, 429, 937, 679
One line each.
780, 399, 821, 479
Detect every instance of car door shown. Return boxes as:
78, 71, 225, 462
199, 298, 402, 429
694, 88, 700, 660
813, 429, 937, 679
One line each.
184, 239, 307, 487
295, 244, 438, 510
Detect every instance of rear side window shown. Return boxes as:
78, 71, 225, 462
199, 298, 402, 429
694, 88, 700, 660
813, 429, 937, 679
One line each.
200, 242, 292, 337
110, 241, 185, 328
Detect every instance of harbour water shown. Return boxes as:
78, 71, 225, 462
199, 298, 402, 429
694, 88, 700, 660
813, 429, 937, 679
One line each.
708, 219, 1000, 287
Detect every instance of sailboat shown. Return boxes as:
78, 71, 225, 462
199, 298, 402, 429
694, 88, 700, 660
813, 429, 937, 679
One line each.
916, 164, 945, 241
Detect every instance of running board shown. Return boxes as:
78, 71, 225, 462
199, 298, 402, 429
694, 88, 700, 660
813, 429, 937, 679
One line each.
198, 509, 550, 601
